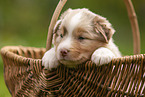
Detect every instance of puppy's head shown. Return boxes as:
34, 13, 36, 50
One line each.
53, 8, 115, 67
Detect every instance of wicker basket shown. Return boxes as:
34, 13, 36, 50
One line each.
1, 0, 145, 97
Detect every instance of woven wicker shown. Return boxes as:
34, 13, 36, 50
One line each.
1, 46, 145, 97
1, 0, 145, 97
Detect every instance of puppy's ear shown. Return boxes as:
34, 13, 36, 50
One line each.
52, 20, 61, 44
53, 8, 72, 34
53, 20, 61, 34
93, 15, 115, 43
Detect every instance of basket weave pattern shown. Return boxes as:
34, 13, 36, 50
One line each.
1, 46, 144, 97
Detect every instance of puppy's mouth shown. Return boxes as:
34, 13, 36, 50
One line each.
58, 56, 88, 68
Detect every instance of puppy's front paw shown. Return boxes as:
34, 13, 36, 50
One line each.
42, 48, 60, 70
91, 47, 115, 66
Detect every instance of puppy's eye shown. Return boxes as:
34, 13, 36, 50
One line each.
78, 36, 85, 40
60, 34, 63, 38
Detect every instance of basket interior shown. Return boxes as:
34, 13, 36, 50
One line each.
12, 46, 46, 59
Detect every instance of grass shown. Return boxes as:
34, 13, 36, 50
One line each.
0, 70, 11, 97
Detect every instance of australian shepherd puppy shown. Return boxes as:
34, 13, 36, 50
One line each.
42, 8, 121, 70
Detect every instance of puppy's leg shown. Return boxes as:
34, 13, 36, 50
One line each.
42, 48, 60, 70
91, 47, 115, 66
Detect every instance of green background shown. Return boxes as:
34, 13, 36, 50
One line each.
0, 0, 145, 96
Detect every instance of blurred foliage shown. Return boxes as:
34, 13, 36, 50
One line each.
0, 0, 145, 96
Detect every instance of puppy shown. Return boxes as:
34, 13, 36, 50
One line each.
42, 8, 121, 70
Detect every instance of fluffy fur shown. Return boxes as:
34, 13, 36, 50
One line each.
42, 8, 121, 70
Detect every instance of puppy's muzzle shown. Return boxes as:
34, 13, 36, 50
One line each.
60, 49, 69, 57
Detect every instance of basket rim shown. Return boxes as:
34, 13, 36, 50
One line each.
0, 46, 45, 64
1, 46, 145, 66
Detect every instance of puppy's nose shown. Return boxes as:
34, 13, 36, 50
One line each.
60, 49, 69, 57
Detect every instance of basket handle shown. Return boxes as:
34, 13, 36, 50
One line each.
46, 0, 67, 50
124, 0, 140, 54
46, 0, 140, 54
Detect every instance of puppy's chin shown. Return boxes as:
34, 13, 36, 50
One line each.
58, 56, 89, 68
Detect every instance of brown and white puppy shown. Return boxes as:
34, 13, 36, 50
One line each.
42, 8, 121, 70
